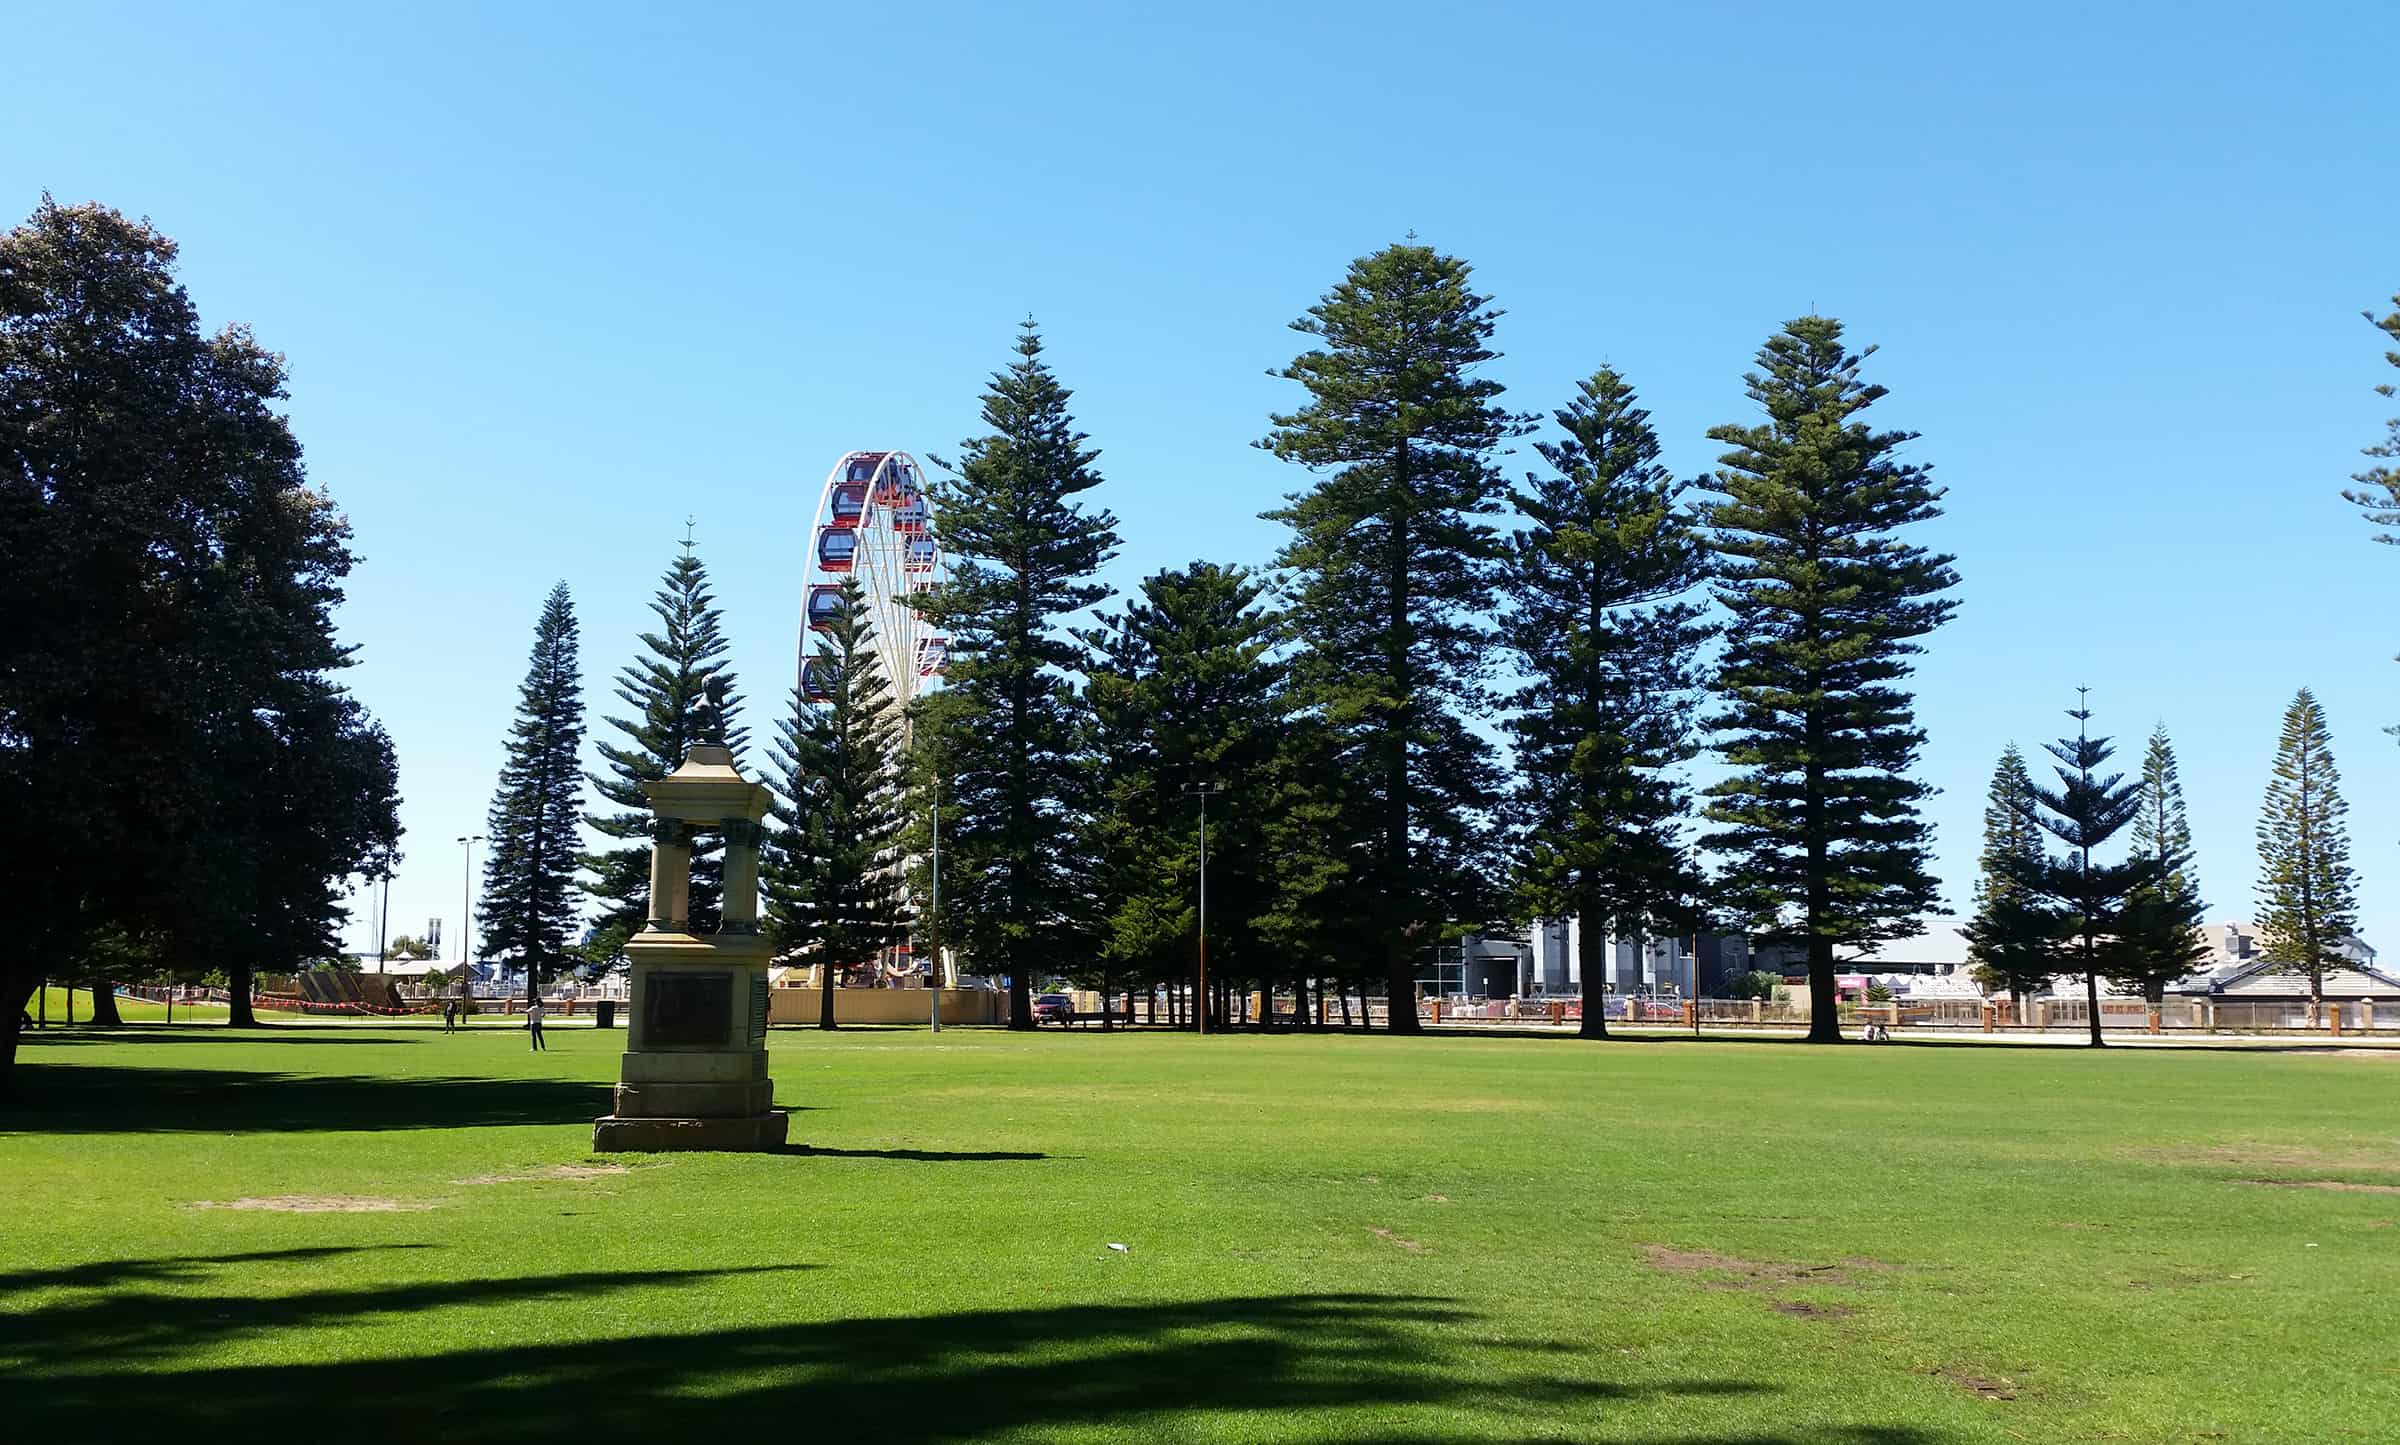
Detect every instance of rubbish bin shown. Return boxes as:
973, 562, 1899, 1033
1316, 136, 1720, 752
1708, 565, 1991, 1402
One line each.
595, 999, 616, 1030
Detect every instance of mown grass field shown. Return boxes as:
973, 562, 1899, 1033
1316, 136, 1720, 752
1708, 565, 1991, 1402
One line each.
3, 1020, 2396, 1443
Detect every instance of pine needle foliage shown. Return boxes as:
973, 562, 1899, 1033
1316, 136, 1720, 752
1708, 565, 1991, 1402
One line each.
2113, 724, 2210, 1003
1080, 563, 1290, 1026
1963, 745, 2055, 1008
2339, 294, 2400, 543
766, 579, 908, 1030
1261, 240, 1525, 1033
2255, 688, 2359, 1017
917, 321, 1120, 1030
479, 582, 586, 1000
1696, 317, 1959, 1042
584, 533, 744, 938
2019, 696, 2157, 1047
1502, 367, 1712, 1040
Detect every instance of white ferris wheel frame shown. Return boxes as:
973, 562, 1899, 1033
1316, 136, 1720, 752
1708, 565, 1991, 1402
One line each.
800, 450, 948, 736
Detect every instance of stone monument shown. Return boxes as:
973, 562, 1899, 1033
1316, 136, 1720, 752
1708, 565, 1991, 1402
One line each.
593, 745, 788, 1152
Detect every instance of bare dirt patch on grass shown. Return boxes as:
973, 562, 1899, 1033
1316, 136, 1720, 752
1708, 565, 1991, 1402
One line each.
192, 1195, 437, 1213
455, 1164, 636, 1185
1935, 1367, 2019, 1401
1769, 1300, 1856, 1321
2144, 1141, 2400, 1173
2238, 1177, 2400, 1196
1370, 1227, 1426, 1253
1641, 1244, 1890, 1289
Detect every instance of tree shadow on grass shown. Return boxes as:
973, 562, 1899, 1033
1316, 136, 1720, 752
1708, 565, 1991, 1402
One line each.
0, 1252, 1805, 1444
1, 1062, 615, 1134
778, 1144, 1048, 1162
17, 1025, 426, 1045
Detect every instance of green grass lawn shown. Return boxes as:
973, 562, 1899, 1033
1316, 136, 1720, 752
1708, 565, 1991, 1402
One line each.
3, 1021, 2396, 1443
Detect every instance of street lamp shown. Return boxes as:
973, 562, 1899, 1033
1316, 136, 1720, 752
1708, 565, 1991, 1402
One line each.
456, 834, 483, 1005
1182, 783, 1222, 1035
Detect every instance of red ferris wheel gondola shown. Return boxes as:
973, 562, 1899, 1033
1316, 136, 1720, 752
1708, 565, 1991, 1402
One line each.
817, 526, 857, 572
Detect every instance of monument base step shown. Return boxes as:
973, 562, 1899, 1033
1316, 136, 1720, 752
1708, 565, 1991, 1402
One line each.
592, 1110, 788, 1153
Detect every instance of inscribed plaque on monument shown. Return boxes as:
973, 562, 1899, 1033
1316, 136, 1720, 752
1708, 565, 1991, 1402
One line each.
645, 971, 732, 1047
749, 972, 769, 1044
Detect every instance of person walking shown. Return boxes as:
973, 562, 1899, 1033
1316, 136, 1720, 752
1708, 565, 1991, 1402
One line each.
443, 997, 457, 1033
525, 997, 547, 1051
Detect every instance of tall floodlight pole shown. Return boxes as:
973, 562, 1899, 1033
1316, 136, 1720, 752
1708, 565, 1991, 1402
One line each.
1183, 783, 1222, 1035
456, 835, 483, 1004
928, 776, 942, 1034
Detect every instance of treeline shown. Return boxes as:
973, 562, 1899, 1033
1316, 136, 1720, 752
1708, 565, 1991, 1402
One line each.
840, 245, 1965, 1040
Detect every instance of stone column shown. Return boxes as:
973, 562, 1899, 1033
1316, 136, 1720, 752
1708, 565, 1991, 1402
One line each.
648, 819, 692, 932
719, 818, 761, 932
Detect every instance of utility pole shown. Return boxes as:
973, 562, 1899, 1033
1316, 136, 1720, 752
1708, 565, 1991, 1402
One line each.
456, 834, 483, 1008
1182, 783, 1221, 1035
377, 868, 393, 975
928, 776, 942, 1034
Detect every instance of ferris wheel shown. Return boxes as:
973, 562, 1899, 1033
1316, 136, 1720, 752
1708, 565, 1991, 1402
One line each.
800, 451, 949, 727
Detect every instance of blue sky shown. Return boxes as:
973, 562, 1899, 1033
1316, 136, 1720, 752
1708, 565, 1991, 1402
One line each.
7, 2, 2396, 959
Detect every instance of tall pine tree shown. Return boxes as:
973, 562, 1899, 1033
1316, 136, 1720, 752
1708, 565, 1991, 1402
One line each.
586, 532, 744, 938
2340, 292, 2400, 544
2021, 695, 2155, 1048
1503, 367, 1712, 1040
917, 321, 1120, 1030
2114, 723, 2210, 1002
479, 582, 586, 1001
1963, 745, 2054, 1013
1262, 241, 1522, 1033
2341, 294, 2400, 742
2255, 688, 2360, 1020
766, 579, 907, 1030
1698, 317, 1959, 1043
1081, 563, 1290, 1029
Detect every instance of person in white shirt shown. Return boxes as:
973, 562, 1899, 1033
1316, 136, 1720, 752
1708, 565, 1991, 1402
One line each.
525, 999, 547, 1051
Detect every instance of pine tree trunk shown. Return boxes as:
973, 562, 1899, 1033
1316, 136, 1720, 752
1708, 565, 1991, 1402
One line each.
87, 979, 122, 1027
1804, 935, 1841, 1044
1008, 971, 1033, 1031
1338, 986, 1353, 1029
226, 962, 258, 1028
1576, 910, 1610, 1041
1099, 971, 1113, 1032
2084, 955, 2104, 1048
1385, 953, 1421, 1035
818, 961, 837, 1030
0, 971, 36, 1101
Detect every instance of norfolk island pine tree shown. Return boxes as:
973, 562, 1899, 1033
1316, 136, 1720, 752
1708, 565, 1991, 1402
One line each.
1963, 745, 2058, 1017
2112, 724, 2211, 1004
1080, 563, 1291, 1031
765, 580, 907, 1030
1696, 317, 1958, 1043
916, 322, 1120, 1030
2255, 688, 2359, 1023
1261, 241, 1523, 1033
586, 530, 746, 939
1502, 367, 1712, 1040
2019, 695, 2156, 1049
479, 583, 586, 1003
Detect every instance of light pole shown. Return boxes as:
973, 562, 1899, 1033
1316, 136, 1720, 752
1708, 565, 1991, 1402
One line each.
1182, 783, 1221, 1035
456, 835, 483, 1006
928, 776, 942, 1034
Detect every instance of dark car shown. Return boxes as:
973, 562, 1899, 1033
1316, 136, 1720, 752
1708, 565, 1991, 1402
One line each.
1032, 992, 1077, 1026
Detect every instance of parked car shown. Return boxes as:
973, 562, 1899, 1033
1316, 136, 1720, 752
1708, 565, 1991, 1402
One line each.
1033, 992, 1077, 1026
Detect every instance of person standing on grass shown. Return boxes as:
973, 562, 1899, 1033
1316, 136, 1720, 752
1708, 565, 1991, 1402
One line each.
443, 997, 457, 1033
526, 997, 546, 1051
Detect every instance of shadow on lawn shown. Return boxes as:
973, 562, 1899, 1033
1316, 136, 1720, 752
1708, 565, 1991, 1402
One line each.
0, 1249, 1843, 1444
1, 1061, 614, 1134
16, 1025, 425, 1045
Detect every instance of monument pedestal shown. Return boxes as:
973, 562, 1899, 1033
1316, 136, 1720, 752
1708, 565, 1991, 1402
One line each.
592, 748, 787, 1153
